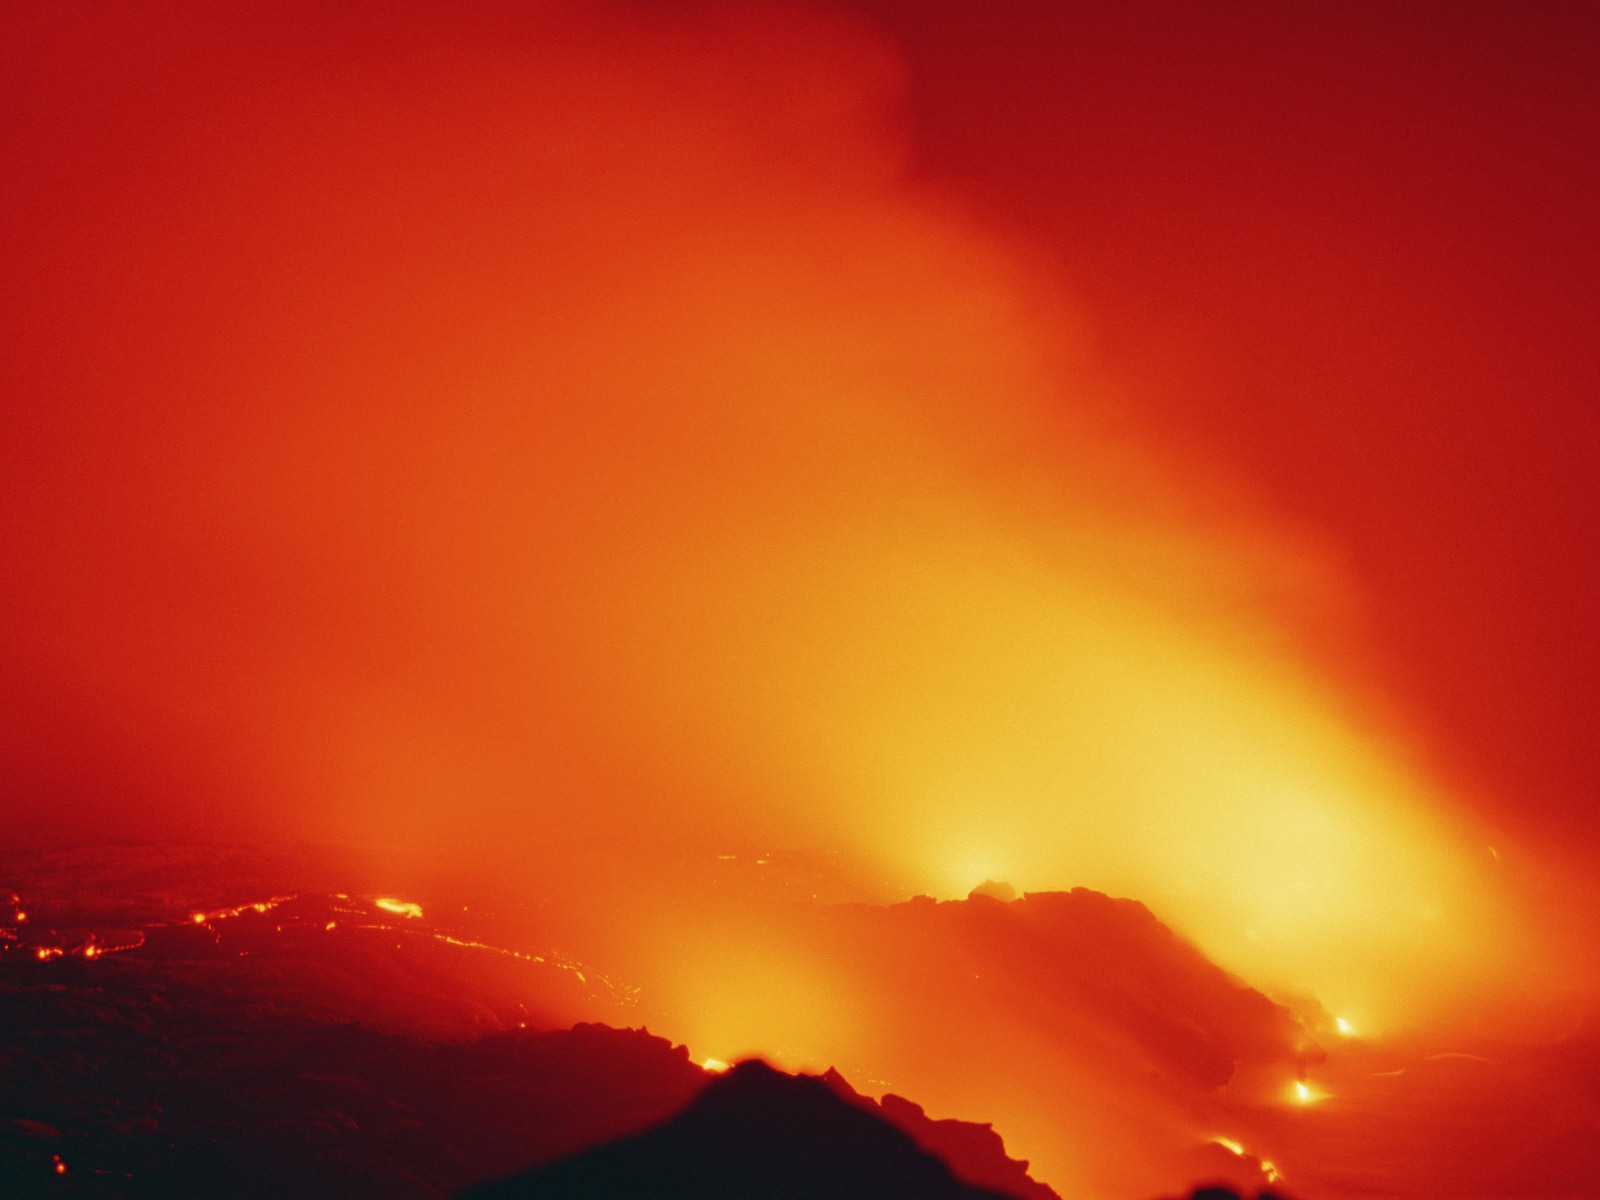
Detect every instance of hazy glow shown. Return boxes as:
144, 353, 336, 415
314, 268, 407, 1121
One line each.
666, 936, 859, 1074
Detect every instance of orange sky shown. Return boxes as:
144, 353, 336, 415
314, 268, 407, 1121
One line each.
3, 0, 1597, 1040
850, 0, 1600, 856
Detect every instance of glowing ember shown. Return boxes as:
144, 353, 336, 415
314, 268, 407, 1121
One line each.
701, 1058, 731, 1073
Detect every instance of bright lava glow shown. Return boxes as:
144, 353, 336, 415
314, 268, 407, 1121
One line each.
701, 1058, 731, 1073
1335, 1015, 1355, 1036
1292, 1080, 1322, 1105
375, 898, 424, 919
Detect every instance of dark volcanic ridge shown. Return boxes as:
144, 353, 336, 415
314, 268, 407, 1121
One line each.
0, 979, 1056, 1200
462, 1058, 1021, 1200
818, 886, 1319, 1090
463, 1061, 1292, 1200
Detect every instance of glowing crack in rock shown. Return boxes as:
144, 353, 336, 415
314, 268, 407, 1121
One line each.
6, 887, 638, 1006
190, 896, 298, 925
1213, 1135, 1284, 1185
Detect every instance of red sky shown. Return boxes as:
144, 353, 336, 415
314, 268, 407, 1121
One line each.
847, 0, 1600, 854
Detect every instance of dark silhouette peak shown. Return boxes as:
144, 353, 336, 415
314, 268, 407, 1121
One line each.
462, 1056, 1020, 1199
678, 1057, 847, 1129
709, 1056, 789, 1089
815, 1067, 1058, 1200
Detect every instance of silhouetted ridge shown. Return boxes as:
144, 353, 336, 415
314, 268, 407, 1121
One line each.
461, 1058, 1019, 1199
817, 1068, 1058, 1200
820, 888, 1311, 1091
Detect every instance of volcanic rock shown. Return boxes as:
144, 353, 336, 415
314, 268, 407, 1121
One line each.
460, 1058, 1019, 1200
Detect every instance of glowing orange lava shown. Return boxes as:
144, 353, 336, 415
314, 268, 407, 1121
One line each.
375, 897, 424, 919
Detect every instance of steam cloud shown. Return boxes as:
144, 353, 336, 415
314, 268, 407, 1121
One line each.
0, 0, 1555, 1034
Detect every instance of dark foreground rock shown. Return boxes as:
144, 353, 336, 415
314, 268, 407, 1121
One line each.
0, 957, 1054, 1200
0, 988, 704, 1199
461, 1058, 1019, 1200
